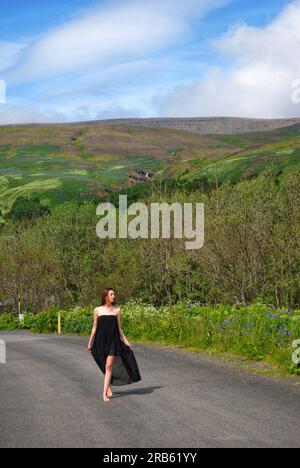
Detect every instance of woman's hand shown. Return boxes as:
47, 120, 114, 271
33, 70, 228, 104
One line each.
87, 343, 92, 352
124, 339, 133, 350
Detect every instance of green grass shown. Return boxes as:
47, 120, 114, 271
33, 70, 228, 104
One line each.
192, 137, 300, 184
213, 135, 249, 147
0, 178, 62, 215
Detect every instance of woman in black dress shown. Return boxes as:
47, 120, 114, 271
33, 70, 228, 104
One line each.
87, 288, 142, 402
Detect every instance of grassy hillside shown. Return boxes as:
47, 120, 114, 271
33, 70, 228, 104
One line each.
176, 124, 300, 185
0, 120, 300, 220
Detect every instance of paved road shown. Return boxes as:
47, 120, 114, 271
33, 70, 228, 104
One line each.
0, 330, 300, 448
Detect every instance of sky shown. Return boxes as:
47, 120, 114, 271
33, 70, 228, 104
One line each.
0, 0, 300, 124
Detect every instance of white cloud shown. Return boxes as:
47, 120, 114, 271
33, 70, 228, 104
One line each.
0, 41, 27, 73
4, 0, 229, 81
0, 106, 65, 125
155, 0, 300, 118
37, 58, 165, 98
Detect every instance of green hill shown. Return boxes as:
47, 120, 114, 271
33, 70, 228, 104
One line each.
0, 120, 300, 220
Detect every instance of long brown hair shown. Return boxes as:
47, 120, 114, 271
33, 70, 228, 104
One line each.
101, 287, 116, 306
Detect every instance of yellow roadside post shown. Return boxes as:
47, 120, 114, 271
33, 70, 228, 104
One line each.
18, 293, 21, 317
18, 293, 24, 322
58, 312, 61, 335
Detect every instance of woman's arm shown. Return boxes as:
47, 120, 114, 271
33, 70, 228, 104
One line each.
87, 309, 99, 352
116, 308, 132, 349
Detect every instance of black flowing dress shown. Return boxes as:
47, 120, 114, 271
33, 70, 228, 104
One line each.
91, 314, 142, 386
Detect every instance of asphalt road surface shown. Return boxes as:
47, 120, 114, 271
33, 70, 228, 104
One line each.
1, 330, 300, 448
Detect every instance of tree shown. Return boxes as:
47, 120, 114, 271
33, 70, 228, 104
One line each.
8, 196, 50, 221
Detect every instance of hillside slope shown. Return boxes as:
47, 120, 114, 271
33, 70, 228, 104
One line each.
0, 119, 300, 219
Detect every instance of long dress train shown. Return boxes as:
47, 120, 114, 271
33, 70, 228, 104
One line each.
91, 314, 142, 386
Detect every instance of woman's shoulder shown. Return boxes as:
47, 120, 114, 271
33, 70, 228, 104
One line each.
93, 306, 103, 316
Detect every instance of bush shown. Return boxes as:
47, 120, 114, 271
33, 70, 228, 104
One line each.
0, 313, 21, 330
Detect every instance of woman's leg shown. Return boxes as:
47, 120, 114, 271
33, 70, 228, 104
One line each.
103, 355, 114, 401
107, 384, 113, 397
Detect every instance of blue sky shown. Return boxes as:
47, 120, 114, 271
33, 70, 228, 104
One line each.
0, 0, 299, 124
0, 0, 288, 40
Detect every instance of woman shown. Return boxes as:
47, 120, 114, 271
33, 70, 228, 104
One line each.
87, 288, 142, 402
